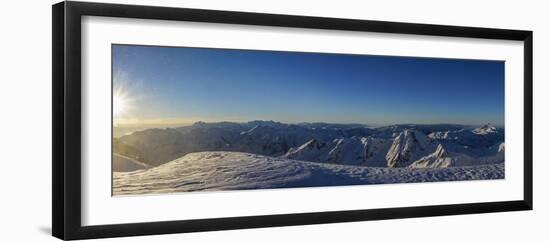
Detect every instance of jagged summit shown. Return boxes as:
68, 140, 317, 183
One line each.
385, 129, 432, 167
473, 123, 498, 135
433, 144, 448, 158
409, 144, 453, 168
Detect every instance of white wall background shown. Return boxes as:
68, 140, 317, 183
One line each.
0, 0, 547, 240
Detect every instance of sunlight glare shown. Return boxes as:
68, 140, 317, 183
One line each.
113, 94, 126, 117
113, 86, 133, 119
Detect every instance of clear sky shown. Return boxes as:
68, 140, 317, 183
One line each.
112, 44, 504, 127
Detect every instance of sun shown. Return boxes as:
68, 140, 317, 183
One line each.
113, 94, 127, 117
113, 86, 133, 119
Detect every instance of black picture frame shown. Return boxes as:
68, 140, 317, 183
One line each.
52, 1, 533, 240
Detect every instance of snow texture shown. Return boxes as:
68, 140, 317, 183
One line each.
113, 151, 504, 195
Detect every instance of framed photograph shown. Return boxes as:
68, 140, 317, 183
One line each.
52, 1, 533, 240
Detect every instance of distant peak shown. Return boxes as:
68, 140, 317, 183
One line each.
247, 120, 285, 127
472, 123, 497, 135
248, 120, 278, 124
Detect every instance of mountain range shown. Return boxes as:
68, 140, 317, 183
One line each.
113, 121, 504, 171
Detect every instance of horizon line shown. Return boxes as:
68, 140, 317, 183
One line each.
113, 118, 504, 129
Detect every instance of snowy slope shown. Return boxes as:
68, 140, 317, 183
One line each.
283, 138, 329, 162
113, 151, 504, 195
113, 154, 150, 172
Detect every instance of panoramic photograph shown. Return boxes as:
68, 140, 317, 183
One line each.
111, 44, 505, 196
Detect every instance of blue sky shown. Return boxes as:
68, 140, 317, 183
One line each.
112, 44, 504, 127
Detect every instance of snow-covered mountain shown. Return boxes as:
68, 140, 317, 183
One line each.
114, 121, 504, 169
427, 123, 504, 148
116, 121, 377, 166
409, 144, 452, 168
472, 123, 498, 135
282, 137, 391, 167
409, 141, 505, 168
386, 129, 434, 167
113, 151, 504, 195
